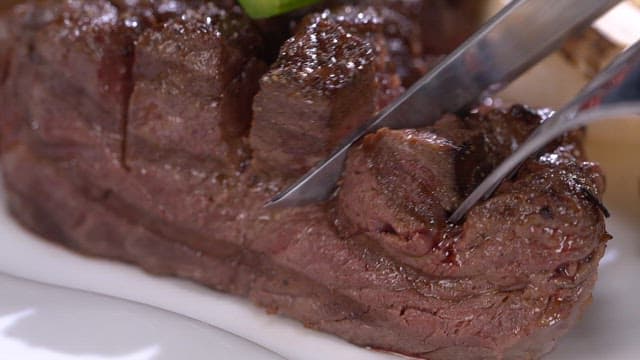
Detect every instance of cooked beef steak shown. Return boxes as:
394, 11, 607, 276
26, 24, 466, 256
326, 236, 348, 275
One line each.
0, 1, 608, 360
326, 0, 482, 52
250, 5, 411, 177
128, 1, 266, 171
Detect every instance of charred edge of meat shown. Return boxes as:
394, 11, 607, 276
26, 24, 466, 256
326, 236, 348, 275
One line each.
581, 187, 610, 218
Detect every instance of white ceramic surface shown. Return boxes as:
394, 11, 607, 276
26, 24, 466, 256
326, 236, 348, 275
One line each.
0, 274, 284, 360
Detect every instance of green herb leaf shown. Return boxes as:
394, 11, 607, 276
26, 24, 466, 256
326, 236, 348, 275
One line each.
238, 0, 321, 19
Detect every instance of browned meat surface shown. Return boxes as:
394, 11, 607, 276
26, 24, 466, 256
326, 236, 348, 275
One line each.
0, 11, 12, 143
250, 5, 410, 177
0, 15, 10, 85
328, 0, 483, 78
337, 106, 605, 280
255, 0, 483, 85
412, 0, 485, 55
128, 1, 266, 172
0, 1, 609, 360
300, 5, 424, 89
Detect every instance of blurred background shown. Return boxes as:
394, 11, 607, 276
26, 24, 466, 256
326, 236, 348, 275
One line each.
0, 1, 20, 11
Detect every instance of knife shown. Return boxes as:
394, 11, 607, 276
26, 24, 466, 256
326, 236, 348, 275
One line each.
267, 0, 621, 208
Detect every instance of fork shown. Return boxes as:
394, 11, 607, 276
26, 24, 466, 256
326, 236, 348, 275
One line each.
448, 40, 640, 223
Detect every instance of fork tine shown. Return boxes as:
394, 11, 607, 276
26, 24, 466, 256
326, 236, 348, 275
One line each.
449, 40, 640, 224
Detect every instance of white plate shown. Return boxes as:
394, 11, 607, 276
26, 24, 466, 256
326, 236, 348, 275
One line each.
0, 274, 283, 360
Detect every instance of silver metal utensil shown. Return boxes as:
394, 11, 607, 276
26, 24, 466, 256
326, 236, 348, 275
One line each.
267, 0, 621, 208
448, 39, 640, 223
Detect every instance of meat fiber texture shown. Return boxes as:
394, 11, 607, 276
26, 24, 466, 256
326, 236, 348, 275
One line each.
0, 1, 609, 359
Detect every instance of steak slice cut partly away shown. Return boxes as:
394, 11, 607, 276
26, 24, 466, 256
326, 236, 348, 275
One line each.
249, 5, 416, 177
0, 2, 609, 360
128, 1, 266, 172
249, 8, 382, 177
356, 0, 485, 55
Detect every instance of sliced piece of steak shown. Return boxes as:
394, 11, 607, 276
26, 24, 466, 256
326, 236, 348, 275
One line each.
3, 0, 140, 167
361, 5, 429, 87
327, 1, 434, 85
249, 1, 484, 179
128, 2, 266, 172
0, 1, 143, 209
360, 0, 484, 55
324, 0, 484, 83
250, 6, 409, 178
250, 1, 485, 91
336, 127, 462, 260
0, 10, 15, 150
298, 6, 413, 104
337, 106, 606, 283
0, 12, 10, 87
